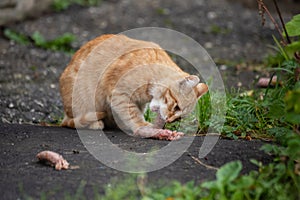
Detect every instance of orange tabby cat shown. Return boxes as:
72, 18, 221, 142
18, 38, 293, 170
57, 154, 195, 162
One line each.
59, 34, 208, 140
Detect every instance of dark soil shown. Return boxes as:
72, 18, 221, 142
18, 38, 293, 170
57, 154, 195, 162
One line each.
0, 0, 298, 199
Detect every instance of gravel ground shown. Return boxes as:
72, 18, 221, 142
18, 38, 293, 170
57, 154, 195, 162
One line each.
0, 0, 297, 125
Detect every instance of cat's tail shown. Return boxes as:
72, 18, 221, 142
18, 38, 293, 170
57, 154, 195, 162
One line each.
61, 112, 106, 129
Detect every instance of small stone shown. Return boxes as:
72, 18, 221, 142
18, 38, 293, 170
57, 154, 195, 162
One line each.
220, 65, 227, 70
34, 100, 44, 107
13, 73, 22, 79
25, 75, 31, 81
204, 42, 213, 49
8, 103, 14, 108
100, 21, 108, 29
207, 11, 217, 20
50, 84, 56, 89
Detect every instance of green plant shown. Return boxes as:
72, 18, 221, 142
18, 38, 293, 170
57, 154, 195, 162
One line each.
3, 28, 76, 54
4, 29, 30, 45
64, 180, 86, 200
144, 105, 157, 123
210, 24, 232, 35
196, 92, 211, 133
31, 31, 76, 53
201, 161, 251, 200
284, 14, 300, 38
284, 81, 300, 126
101, 176, 141, 200
53, 0, 102, 11
143, 181, 203, 200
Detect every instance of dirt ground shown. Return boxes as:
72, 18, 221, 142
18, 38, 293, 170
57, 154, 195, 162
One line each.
0, 0, 298, 199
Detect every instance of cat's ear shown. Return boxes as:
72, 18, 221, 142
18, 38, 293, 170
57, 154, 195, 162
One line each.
179, 75, 208, 97
195, 83, 208, 98
179, 75, 200, 88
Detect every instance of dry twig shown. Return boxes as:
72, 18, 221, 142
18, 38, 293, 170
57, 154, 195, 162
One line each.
190, 155, 219, 171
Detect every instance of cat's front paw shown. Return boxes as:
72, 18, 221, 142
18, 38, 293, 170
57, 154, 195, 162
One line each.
134, 127, 184, 140
152, 129, 184, 141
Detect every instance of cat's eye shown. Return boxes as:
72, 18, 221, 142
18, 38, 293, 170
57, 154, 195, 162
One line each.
174, 105, 180, 111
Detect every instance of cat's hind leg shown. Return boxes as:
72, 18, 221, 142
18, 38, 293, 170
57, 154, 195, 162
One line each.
61, 112, 106, 129
88, 120, 104, 130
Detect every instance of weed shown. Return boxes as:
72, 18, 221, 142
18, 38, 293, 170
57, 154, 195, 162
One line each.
144, 104, 157, 123
4, 29, 30, 45
143, 181, 203, 200
156, 8, 169, 15
210, 24, 232, 35
31, 31, 76, 53
196, 92, 211, 133
53, 0, 102, 11
101, 175, 141, 200
64, 180, 86, 200
99, 152, 299, 199
3, 28, 76, 54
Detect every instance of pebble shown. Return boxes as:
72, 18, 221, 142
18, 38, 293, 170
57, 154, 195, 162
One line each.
13, 74, 22, 79
204, 42, 213, 49
220, 65, 227, 71
207, 11, 217, 20
50, 84, 56, 89
25, 75, 31, 81
34, 100, 44, 107
8, 103, 14, 108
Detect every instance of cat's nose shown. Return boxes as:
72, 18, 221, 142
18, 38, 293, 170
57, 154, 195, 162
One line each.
165, 117, 171, 123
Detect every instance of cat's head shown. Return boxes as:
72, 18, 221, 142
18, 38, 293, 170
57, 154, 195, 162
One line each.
150, 75, 208, 123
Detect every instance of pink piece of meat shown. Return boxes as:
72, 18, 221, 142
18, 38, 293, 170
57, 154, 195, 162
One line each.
37, 150, 69, 170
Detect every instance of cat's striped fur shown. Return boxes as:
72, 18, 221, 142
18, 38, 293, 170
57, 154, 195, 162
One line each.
59, 34, 208, 140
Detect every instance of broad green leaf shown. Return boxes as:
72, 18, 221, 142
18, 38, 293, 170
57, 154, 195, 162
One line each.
201, 180, 218, 190
285, 41, 300, 53
231, 190, 244, 200
216, 161, 242, 184
237, 176, 255, 188
285, 14, 300, 37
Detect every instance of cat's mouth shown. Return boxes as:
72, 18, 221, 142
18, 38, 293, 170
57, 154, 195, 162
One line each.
165, 117, 182, 123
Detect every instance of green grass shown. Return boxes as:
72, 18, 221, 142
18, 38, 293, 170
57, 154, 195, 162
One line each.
4, 28, 76, 54
31, 32, 76, 53
144, 82, 295, 140
53, 0, 102, 11
210, 24, 232, 35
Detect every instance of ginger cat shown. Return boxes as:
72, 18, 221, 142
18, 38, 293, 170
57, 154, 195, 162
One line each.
59, 34, 208, 140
